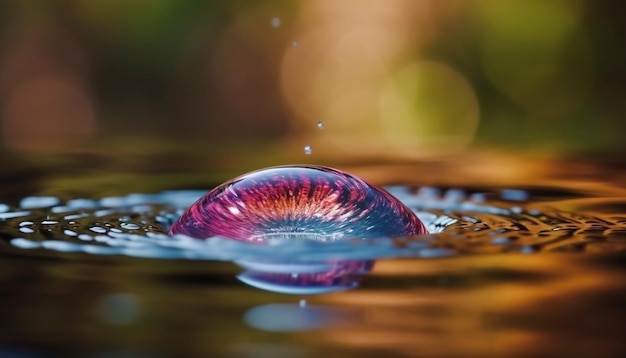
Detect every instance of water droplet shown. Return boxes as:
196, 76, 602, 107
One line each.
304, 145, 312, 155
90, 226, 107, 234
299, 299, 307, 308
169, 165, 428, 241
316, 121, 324, 129
270, 17, 281, 28
121, 223, 140, 230
291, 40, 298, 47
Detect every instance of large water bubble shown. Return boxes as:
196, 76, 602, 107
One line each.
169, 165, 428, 242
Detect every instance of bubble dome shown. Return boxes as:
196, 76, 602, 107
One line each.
169, 165, 428, 242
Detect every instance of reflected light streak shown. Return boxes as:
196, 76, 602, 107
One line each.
310, 254, 620, 357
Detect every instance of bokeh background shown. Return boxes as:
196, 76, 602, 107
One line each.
0, 0, 625, 183
2, 3, 626, 357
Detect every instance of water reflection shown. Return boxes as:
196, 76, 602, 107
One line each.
2, 168, 626, 356
96, 293, 141, 326
244, 303, 360, 332
236, 258, 374, 295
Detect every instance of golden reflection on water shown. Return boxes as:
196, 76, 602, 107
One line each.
309, 254, 625, 357
0, 153, 626, 357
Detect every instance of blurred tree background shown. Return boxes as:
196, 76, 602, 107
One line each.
0, 0, 624, 163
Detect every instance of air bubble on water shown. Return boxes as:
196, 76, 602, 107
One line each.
51, 206, 73, 213
0, 203, 9, 213
67, 198, 98, 209
417, 187, 441, 199
501, 189, 529, 202
42, 240, 82, 252
94, 235, 109, 243
64, 213, 88, 220
78, 234, 93, 241
121, 223, 140, 230
19, 227, 34, 234
11, 238, 40, 249
64, 229, 77, 236
270, 17, 281, 28
0, 211, 30, 220
418, 248, 456, 258
132, 205, 152, 213
100, 197, 125, 207
95, 209, 115, 217
316, 121, 324, 129
19, 221, 33, 227
90, 227, 107, 234
20, 196, 60, 209
155, 215, 169, 225
469, 193, 487, 203
492, 237, 510, 245
304, 145, 312, 155
444, 189, 465, 202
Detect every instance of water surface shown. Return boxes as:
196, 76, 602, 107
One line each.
1, 153, 626, 357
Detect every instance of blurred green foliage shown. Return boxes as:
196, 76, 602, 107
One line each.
0, 0, 624, 155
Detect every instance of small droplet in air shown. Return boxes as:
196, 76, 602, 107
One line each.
299, 299, 307, 308
270, 17, 281, 28
291, 40, 298, 47
304, 145, 312, 155
316, 121, 324, 130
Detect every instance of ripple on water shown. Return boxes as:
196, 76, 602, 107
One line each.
1, 186, 626, 261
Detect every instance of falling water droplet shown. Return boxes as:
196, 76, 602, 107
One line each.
304, 145, 312, 155
317, 121, 324, 130
270, 17, 281, 28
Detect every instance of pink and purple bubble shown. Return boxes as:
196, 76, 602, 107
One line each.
169, 165, 428, 242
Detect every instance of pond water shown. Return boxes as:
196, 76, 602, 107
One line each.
1, 152, 626, 357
